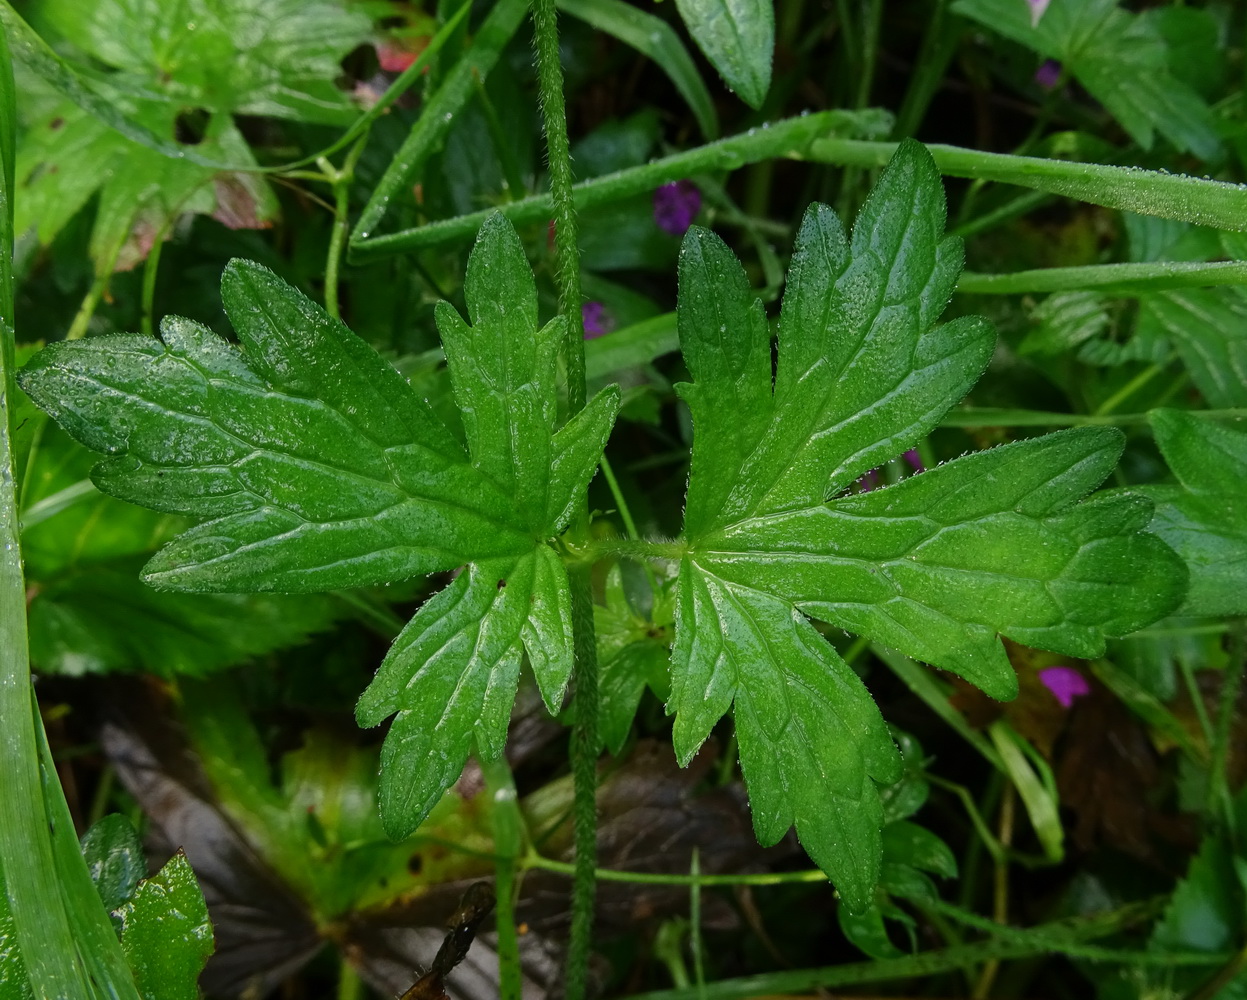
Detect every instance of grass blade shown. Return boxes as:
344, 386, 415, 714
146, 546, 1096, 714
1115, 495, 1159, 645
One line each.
558, 0, 718, 139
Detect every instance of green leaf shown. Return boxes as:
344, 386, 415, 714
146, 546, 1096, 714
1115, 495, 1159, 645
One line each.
1138, 409, 1247, 617
672, 0, 773, 109
596, 565, 671, 755
28, 564, 341, 677
115, 852, 214, 1000
36, 0, 369, 123
1020, 291, 1109, 357
670, 140, 1185, 912
557, 0, 718, 139
672, 562, 899, 911
1137, 289, 1247, 408
80, 815, 144, 915
356, 551, 563, 839
19, 423, 342, 678
951, 0, 1220, 159
21, 262, 531, 592
11, 0, 370, 272
1153, 834, 1241, 954
22, 214, 620, 840
838, 902, 904, 960
881, 821, 957, 879
0, 863, 33, 1000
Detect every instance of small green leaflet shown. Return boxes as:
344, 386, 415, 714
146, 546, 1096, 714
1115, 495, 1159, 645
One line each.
952, 0, 1220, 160
20, 213, 620, 840
671, 139, 1185, 913
115, 852, 214, 1000
672, 0, 773, 110
1138, 410, 1247, 618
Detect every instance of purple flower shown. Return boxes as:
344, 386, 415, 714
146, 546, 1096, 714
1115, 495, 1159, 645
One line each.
1035, 59, 1061, 90
1038, 667, 1090, 709
854, 468, 881, 493
1028, 0, 1050, 26
856, 449, 925, 492
582, 301, 611, 339
653, 181, 701, 236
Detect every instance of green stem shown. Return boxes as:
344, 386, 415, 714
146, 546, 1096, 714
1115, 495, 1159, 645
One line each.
855, 0, 881, 110
566, 570, 599, 1000
354, 122, 1247, 260
481, 757, 524, 1000
622, 900, 1167, 1000
351, 0, 528, 245
940, 406, 1247, 428
570, 537, 688, 566
473, 72, 528, 201
958, 261, 1247, 296
1207, 621, 1246, 833
336, 958, 363, 1000
1186, 940, 1247, 1000
1093, 362, 1167, 416
804, 138, 1247, 232
689, 848, 706, 999
349, 111, 853, 260
529, 0, 597, 993
892, 0, 958, 138
64, 268, 110, 342
140, 226, 165, 337
322, 134, 368, 321
951, 189, 1050, 239
531, 0, 586, 411
599, 454, 638, 540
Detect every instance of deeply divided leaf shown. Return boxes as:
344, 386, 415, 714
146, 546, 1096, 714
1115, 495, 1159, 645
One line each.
670, 139, 1185, 911
20, 213, 620, 840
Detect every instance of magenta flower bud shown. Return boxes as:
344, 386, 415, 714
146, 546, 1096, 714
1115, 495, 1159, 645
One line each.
1038, 666, 1090, 709
1035, 59, 1061, 90
653, 181, 701, 236
902, 448, 925, 473
582, 301, 610, 339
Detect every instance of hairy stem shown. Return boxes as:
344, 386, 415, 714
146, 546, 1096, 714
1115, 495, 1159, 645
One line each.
566, 570, 599, 1000
530, 0, 597, 995
531, 0, 586, 412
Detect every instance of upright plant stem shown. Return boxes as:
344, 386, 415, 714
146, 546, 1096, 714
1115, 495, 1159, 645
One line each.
530, 1, 597, 996
322, 133, 368, 321
531, 0, 586, 411
481, 757, 524, 1000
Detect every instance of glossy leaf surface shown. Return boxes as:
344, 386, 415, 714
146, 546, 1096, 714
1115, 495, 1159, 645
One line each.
116, 852, 214, 1000
671, 140, 1185, 912
21, 214, 619, 841
672, 0, 773, 109
1139, 409, 1247, 617
80, 815, 144, 915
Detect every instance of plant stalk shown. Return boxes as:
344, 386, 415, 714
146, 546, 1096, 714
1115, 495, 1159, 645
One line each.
530, 0, 597, 996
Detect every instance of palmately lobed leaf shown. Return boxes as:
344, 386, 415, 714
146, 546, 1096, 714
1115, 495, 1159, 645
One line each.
668, 139, 1186, 912
20, 262, 534, 592
21, 214, 620, 840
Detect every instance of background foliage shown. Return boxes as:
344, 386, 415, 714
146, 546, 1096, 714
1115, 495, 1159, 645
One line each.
2, 0, 1247, 997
